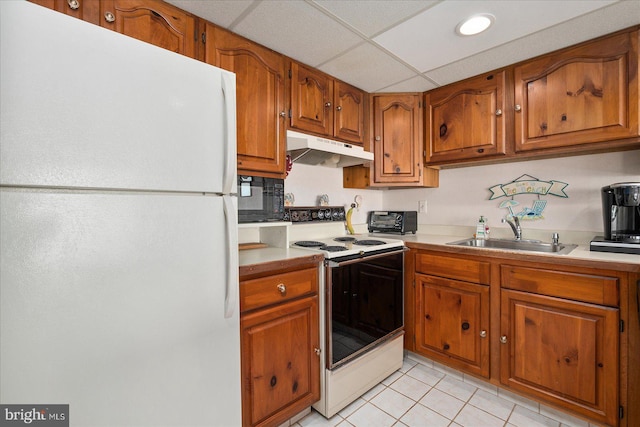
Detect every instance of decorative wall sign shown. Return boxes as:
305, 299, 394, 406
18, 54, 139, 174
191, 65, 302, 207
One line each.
489, 174, 569, 220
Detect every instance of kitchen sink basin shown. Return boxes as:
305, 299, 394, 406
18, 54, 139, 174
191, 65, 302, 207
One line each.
447, 237, 578, 255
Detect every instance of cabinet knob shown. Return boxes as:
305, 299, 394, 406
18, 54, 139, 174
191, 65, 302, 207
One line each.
514, 104, 522, 112
461, 321, 470, 330
495, 109, 502, 116
104, 11, 115, 23
279, 111, 286, 118
277, 283, 286, 295
500, 335, 508, 344
336, 106, 342, 111
67, 0, 80, 10
325, 102, 332, 108
314, 348, 321, 356
480, 330, 487, 338
375, 136, 381, 141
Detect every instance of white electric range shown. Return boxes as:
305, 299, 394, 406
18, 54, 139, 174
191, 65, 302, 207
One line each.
286, 208, 406, 418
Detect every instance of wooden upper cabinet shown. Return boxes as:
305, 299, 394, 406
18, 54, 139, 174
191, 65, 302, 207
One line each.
290, 62, 334, 137
205, 25, 286, 178
29, 0, 100, 24
334, 80, 365, 144
426, 70, 508, 164
514, 30, 639, 152
289, 62, 365, 145
99, 0, 196, 58
372, 94, 423, 185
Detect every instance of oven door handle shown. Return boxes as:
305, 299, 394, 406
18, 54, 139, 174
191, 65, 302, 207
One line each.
325, 247, 408, 267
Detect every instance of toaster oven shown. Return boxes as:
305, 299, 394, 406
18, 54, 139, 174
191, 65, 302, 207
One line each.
368, 211, 417, 235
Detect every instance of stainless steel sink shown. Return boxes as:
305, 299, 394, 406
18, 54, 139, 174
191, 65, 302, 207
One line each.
447, 237, 578, 255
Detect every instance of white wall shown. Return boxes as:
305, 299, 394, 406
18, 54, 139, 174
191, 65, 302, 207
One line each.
385, 150, 640, 233
285, 150, 640, 233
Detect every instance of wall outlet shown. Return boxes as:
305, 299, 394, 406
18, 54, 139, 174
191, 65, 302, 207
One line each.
418, 200, 427, 213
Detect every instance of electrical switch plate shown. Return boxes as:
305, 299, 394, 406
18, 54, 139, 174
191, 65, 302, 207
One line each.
418, 200, 427, 213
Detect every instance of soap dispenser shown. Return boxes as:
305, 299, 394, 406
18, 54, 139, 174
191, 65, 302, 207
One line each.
476, 216, 487, 240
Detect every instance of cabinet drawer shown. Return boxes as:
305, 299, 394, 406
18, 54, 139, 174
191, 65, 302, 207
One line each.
415, 252, 490, 285
241, 267, 318, 312
501, 265, 619, 306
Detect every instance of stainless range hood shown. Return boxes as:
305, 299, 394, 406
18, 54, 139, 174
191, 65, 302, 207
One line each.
286, 130, 373, 168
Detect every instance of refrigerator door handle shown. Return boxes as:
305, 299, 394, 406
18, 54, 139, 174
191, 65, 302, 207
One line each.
223, 195, 239, 318
221, 72, 237, 196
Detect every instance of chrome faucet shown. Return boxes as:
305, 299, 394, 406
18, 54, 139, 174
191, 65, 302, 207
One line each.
502, 216, 522, 240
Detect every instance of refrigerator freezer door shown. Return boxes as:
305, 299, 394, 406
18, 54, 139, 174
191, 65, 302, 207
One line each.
0, 1, 236, 194
0, 189, 241, 426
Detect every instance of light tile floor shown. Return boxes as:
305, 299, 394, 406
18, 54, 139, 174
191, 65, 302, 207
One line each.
293, 354, 604, 427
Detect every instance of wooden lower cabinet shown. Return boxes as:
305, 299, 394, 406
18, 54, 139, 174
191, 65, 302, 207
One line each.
408, 248, 638, 426
241, 296, 320, 427
240, 263, 320, 427
500, 289, 619, 426
415, 274, 490, 378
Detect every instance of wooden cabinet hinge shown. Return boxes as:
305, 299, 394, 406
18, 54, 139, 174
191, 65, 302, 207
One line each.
620, 319, 624, 332
619, 405, 624, 419
288, 109, 292, 118
288, 69, 292, 79
201, 32, 206, 44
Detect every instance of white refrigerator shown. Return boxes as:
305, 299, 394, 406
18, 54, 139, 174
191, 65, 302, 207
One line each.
0, 1, 241, 426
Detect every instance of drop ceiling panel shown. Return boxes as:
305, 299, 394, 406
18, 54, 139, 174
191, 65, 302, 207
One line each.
373, 0, 617, 73
231, 0, 363, 67
424, 0, 640, 86
167, 0, 254, 28
167, 0, 638, 93
318, 42, 418, 92
381, 75, 438, 93
313, 0, 437, 37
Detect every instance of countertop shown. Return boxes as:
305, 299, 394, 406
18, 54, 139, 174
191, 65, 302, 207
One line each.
239, 227, 639, 273
375, 231, 640, 272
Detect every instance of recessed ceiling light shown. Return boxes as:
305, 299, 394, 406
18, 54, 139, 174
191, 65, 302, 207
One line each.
456, 14, 495, 36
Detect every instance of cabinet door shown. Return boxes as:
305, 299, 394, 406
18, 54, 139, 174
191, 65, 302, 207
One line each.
100, 0, 196, 58
372, 94, 423, 185
290, 62, 333, 136
426, 71, 507, 164
206, 25, 286, 178
416, 274, 490, 378
241, 296, 320, 427
514, 30, 639, 152
500, 289, 619, 426
29, 0, 100, 24
334, 80, 365, 144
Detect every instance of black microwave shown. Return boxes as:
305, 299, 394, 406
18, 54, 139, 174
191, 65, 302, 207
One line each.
237, 175, 285, 223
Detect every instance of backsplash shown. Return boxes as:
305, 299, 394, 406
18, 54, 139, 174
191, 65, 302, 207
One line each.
284, 150, 640, 234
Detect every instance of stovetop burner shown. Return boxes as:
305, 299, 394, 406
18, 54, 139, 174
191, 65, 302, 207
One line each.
290, 233, 405, 259
334, 237, 356, 242
323, 246, 348, 252
293, 240, 326, 248
353, 239, 386, 246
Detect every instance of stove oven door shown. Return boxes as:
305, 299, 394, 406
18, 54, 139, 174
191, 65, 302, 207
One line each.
326, 249, 405, 370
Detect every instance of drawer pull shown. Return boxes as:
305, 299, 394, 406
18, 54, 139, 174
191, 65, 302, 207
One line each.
277, 283, 286, 295
500, 335, 508, 344
461, 321, 470, 330
480, 330, 487, 338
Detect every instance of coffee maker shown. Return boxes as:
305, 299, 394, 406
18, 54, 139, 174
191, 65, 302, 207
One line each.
590, 182, 640, 254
